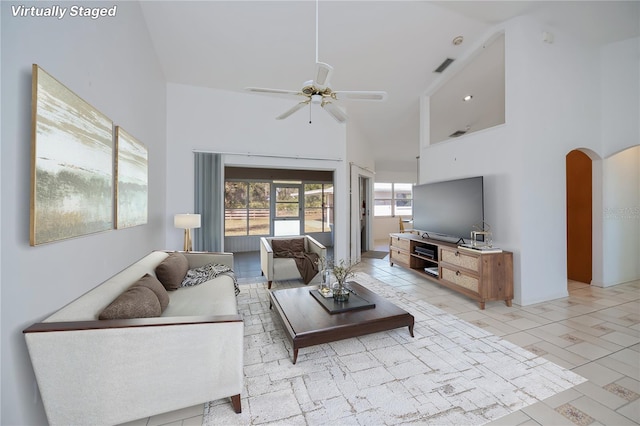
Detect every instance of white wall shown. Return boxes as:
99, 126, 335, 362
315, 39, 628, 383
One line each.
508, 17, 602, 305
165, 83, 350, 261
598, 36, 640, 286
0, 3, 167, 424
601, 37, 640, 158
601, 146, 640, 286
419, 17, 640, 306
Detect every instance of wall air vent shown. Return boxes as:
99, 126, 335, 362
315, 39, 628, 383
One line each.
434, 58, 455, 73
449, 130, 467, 138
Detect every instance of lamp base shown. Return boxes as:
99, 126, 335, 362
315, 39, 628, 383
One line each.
183, 229, 193, 252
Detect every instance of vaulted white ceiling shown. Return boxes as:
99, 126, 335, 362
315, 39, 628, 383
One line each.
140, 1, 639, 171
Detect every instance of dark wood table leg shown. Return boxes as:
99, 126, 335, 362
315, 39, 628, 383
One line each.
292, 347, 299, 364
408, 324, 414, 337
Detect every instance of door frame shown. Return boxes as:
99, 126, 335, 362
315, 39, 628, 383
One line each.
350, 163, 374, 261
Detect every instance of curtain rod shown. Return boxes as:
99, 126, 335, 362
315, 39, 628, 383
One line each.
193, 149, 342, 162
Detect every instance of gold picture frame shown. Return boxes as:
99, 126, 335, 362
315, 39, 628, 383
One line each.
115, 126, 148, 229
30, 64, 114, 245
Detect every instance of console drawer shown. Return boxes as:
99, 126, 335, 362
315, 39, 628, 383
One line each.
390, 236, 411, 251
440, 248, 479, 272
389, 248, 410, 266
441, 267, 479, 293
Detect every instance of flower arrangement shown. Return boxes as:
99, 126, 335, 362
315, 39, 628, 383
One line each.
332, 258, 357, 285
331, 259, 357, 302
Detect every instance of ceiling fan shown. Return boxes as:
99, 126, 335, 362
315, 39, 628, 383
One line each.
244, 1, 387, 123
245, 63, 387, 123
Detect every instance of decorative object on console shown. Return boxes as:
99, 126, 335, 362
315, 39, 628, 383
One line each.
470, 221, 492, 248
30, 64, 114, 245
115, 126, 148, 229
174, 213, 201, 251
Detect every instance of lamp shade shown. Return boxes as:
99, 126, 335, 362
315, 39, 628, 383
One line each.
174, 213, 201, 229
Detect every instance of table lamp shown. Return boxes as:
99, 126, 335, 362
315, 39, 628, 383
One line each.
174, 213, 201, 251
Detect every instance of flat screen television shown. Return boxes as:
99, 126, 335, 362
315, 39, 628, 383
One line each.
412, 176, 484, 243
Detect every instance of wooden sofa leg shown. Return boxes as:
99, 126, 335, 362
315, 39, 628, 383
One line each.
268, 280, 272, 289
230, 394, 241, 413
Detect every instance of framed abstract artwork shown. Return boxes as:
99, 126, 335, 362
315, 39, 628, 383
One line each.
30, 64, 114, 245
115, 126, 148, 228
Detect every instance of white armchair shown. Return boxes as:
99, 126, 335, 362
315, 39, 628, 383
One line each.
260, 235, 327, 289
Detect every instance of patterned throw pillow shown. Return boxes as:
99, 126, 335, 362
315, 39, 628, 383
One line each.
181, 263, 240, 295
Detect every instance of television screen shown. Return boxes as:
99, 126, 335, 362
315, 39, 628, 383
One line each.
412, 176, 484, 243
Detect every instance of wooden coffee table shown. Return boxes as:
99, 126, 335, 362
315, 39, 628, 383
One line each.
269, 281, 414, 364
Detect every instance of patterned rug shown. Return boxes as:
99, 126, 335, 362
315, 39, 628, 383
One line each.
203, 273, 586, 425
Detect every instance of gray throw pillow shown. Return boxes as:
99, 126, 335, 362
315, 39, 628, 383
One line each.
99, 286, 161, 320
133, 273, 170, 311
155, 252, 189, 291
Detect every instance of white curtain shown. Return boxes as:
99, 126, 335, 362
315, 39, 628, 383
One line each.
194, 152, 223, 252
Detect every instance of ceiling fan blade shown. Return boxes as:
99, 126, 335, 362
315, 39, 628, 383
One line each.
314, 62, 334, 89
276, 101, 309, 120
333, 91, 388, 101
322, 102, 348, 123
245, 87, 302, 97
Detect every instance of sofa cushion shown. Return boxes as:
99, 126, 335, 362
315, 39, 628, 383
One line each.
271, 238, 305, 255
155, 252, 189, 291
99, 285, 161, 320
133, 274, 170, 311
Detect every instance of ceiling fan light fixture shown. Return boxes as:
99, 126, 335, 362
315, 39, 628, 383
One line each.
311, 94, 323, 104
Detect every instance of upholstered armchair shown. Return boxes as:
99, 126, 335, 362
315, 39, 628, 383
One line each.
260, 235, 327, 289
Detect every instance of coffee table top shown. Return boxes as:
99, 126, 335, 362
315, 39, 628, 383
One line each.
270, 281, 412, 336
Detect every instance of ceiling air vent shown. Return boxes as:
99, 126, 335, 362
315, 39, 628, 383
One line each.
434, 58, 455, 73
449, 130, 467, 138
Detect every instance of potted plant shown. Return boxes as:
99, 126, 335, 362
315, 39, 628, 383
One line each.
331, 259, 357, 302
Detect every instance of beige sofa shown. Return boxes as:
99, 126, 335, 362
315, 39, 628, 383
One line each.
23, 250, 243, 426
260, 235, 327, 288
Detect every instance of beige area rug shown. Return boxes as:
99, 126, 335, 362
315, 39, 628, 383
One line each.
203, 273, 586, 425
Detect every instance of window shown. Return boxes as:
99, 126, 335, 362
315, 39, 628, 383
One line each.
225, 180, 333, 236
224, 181, 270, 236
304, 183, 333, 233
374, 182, 413, 217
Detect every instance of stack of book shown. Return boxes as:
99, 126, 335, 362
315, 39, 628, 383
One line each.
458, 244, 503, 253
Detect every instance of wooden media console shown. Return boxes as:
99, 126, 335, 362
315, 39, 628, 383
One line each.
389, 232, 513, 309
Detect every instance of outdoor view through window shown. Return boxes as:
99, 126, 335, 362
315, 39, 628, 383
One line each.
224, 181, 333, 236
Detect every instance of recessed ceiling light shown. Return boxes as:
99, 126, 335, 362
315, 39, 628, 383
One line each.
463, 95, 473, 102
453, 36, 464, 46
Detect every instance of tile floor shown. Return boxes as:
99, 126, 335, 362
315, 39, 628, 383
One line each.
123, 245, 639, 426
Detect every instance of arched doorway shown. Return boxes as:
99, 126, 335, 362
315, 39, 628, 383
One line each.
566, 150, 592, 284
